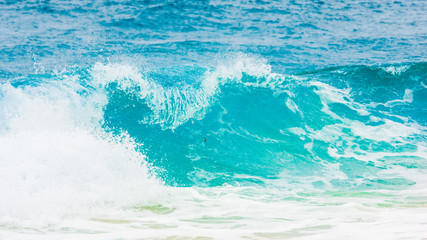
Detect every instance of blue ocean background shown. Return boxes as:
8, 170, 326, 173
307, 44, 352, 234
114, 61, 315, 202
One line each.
0, 0, 426, 239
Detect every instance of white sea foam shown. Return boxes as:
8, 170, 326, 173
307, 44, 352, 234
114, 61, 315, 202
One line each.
311, 81, 370, 118
0, 80, 161, 227
309, 79, 423, 143
382, 65, 411, 76
1, 186, 426, 240
288, 77, 427, 190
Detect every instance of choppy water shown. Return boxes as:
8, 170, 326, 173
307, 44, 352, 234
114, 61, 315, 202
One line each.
1, 1, 426, 239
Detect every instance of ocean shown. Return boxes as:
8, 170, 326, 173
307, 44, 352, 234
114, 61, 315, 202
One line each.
0, 0, 426, 239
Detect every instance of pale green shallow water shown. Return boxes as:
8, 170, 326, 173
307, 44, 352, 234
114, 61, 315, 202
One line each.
2, 187, 427, 239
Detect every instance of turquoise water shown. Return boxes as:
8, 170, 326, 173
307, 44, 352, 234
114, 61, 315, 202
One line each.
0, 1, 426, 239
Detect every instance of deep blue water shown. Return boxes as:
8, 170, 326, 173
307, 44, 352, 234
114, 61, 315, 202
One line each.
1, 0, 426, 77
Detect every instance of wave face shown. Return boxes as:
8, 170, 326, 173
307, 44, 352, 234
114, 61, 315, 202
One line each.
95, 57, 427, 188
3, 56, 426, 193
1, 0, 427, 239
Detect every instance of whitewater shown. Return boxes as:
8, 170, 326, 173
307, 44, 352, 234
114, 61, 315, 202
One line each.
1, 1, 426, 239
